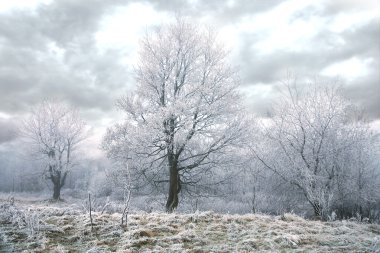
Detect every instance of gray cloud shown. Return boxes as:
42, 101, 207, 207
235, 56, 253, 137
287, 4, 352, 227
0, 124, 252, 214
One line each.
343, 70, 380, 119
238, 10, 379, 83
321, 0, 378, 16
0, 0, 378, 132
0, 0, 132, 121
234, 6, 379, 118
144, 0, 283, 21
0, 118, 17, 144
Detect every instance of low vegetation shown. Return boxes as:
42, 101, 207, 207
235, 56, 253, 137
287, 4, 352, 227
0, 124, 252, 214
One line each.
1, 197, 379, 252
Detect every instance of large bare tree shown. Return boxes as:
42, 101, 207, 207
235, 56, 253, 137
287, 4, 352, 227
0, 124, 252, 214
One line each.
22, 101, 86, 200
103, 19, 246, 212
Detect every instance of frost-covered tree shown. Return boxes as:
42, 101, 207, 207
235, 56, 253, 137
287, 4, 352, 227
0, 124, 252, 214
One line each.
22, 101, 86, 200
252, 77, 378, 219
103, 19, 246, 212
332, 124, 380, 220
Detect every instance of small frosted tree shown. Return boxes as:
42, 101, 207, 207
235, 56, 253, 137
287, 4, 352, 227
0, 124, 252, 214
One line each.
332, 123, 380, 219
22, 101, 86, 200
251, 77, 376, 219
103, 19, 246, 212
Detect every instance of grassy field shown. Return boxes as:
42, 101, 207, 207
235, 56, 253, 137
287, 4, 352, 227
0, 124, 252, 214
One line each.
0, 196, 379, 252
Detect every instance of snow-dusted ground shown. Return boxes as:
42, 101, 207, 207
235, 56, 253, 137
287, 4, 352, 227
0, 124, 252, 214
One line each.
0, 197, 379, 252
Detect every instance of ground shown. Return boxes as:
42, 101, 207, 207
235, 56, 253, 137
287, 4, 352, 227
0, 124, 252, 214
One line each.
0, 196, 379, 252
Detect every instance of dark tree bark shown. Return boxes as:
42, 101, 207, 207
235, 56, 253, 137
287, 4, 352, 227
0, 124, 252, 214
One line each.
165, 152, 181, 212
52, 179, 61, 200
50, 167, 68, 201
312, 202, 322, 219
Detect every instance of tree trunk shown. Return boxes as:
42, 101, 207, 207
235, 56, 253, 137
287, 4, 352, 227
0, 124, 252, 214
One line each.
302, 189, 324, 220
166, 158, 181, 212
312, 202, 322, 219
52, 177, 61, 200
51, 171, 67, 201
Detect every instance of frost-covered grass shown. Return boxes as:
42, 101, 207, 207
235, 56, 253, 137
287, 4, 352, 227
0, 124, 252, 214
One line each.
0, 197, 379, 252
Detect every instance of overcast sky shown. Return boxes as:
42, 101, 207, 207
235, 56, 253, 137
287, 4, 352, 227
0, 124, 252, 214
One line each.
0, 0, 379, 155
